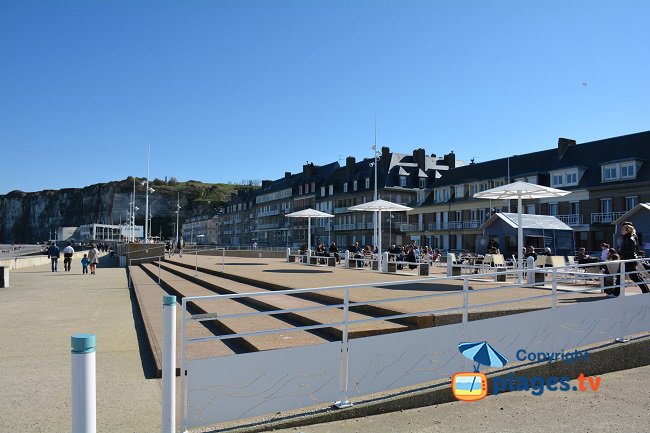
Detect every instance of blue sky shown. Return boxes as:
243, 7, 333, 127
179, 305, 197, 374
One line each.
1, 0, 648, 194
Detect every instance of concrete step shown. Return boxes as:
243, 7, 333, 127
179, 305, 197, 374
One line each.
128, 266, 234, 377
140, 264, 329, 352
153, 260, 409, 339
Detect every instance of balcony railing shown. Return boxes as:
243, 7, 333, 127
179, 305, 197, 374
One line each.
334, 224, 356, 231
449, 221, 463, 229
334, 207, 348, 214
399, 223, 417, 232
591, 212, 625, 224
555, 214, 584, 226
257, 209, 281, 217
356, 223, 367, 229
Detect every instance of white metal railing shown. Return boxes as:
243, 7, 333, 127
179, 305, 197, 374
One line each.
449, 221, 463, 229
176, 258, 650, 431
555, 214, 584, 226
399, 223, 416, 232
334, 207, 348, 214
334, 224, 356, 230
591, 212, 625, 224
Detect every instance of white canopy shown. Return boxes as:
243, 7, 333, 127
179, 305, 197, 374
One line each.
285, 209, 334, 218
285, 208, 333, 252
474, 181, 570, 283
348, 199, 413, 212
348, 199, 413, 258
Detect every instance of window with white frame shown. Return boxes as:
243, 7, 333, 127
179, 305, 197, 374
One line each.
621, 163, 636, 179
493, 179, 505, 187
299, 185, 303, 195
311, 182, 315, 192
625, 196, 638, 211
400, 176, 407, 187
321, 186, 325, 196
343, 183, 348, 193
550, 168, 579, 187
443, 187, 451, 202
419, 178, 426, 188
602, 165, 618, 181
455, 185, 464, 199
548, 202, 558, 216
479, 181, 489, 192
526, 204, 535, 214
365, 178, 370, 189
469, 184, 478, 197
329, 185, 334, 195
434, 189, 441, 203
353, 180, 357, 191
600, 198, 612, 214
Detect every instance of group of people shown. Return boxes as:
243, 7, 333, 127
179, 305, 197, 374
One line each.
165, 237, 185, 258
47, 241, 99, 274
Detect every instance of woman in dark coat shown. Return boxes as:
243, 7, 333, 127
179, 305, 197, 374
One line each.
618, 223, 649, 294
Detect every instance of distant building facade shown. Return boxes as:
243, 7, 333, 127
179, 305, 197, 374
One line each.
217, 147, 460, 248
181, 214, 219, 244
406, 131, 650, 252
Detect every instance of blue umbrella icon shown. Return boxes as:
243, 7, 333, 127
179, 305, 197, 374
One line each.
458, 341, 508, 372
458, 341, 508, 394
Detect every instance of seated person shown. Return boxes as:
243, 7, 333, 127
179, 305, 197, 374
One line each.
405, 246, 417, 270
524, 246, 537, 260
575, 247, 598, 264
329, 242, 340, 263
299, 244, 308, 255
542, 247, 552, 256
431, 249, 441, 262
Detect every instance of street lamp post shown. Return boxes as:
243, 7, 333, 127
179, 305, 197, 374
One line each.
175, 192, 181, 246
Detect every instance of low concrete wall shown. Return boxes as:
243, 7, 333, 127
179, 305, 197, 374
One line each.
0, 251, 88, 270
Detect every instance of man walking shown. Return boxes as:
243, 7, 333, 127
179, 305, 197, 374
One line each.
62, 242, 75, 272
48, 242, 60, 272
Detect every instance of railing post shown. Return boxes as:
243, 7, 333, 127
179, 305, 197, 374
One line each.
195, 250, 198, 276
71, 334, 96, 433
335, 287, 352, 408
158, 257, 161, 284
615, 261, 629, 343
162, 295, 176, 433
462, 278, 469, 324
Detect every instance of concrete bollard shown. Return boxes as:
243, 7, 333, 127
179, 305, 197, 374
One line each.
382, 252, 389, 273
71, 334, 96, 433
526, 256, 535, 285
162, 295, 176, 433
447, 258, 452, 277
344, 250, 350, 269
286, 248, 291, 262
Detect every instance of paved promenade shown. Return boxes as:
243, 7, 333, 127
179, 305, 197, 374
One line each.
0, 256, 161, 433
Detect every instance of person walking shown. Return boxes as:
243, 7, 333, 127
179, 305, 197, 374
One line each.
619, 223, 649, 294
47, 242, 60, 272
88, 243, 99, 275
177, 236, 185, 258
81, 254, 89, 275
62, 242, 75, 272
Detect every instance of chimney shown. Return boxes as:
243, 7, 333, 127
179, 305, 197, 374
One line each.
443, 151, 456, 168
558, 137, 576, 159
346, 156, 356, 170
261, 180, 272, 189
284, 171, 291, 179
381, 146, 390, 170
302, 163, 315, 178
413, 148, 426, 170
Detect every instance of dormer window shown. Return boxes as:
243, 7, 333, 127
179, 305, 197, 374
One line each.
419, 178, 426, 188
365, 178, 370, 189
550, 168, 580, 187
353, 180, 358, 191
329, 185, 334, 195
400, 176, 407, 187
601, 160, 640, 182
321, 186, 325, 196
343, 183, 348, 193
